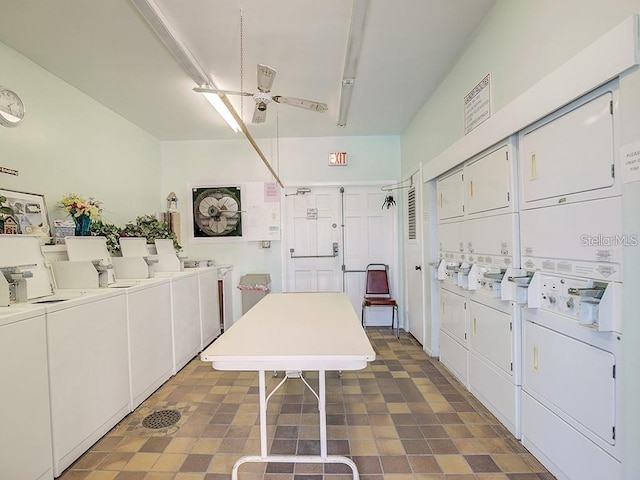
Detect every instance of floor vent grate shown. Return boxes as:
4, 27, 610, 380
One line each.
141, 409, 181, 429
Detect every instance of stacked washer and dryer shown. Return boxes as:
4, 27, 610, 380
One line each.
517, 81, 623, 479
436, 139, 521, 437
433, 79, 624, 480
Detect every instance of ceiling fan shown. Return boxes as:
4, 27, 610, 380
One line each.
194, 64, 328, 124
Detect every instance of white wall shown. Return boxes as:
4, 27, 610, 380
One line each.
0, 42, 161, 226
160, 135, 401, 320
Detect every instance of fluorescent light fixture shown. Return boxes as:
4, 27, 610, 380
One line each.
337, 0, 370, 127
131, 0, 242, 133
199, 90, 241, 133
337, 80, 354, 128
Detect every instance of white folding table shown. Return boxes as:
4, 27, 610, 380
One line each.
200, 292, 376, 479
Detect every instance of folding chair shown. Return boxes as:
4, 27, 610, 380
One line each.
361, 263, 399, 338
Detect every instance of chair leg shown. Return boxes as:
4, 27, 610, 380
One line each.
390, 306, 394, 332
361, 304, 366, 329
394, 306, 399, 338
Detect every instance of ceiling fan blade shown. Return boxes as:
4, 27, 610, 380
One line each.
256, 64, 276, 93
252, 104, 267, 123
193, 86, 253, 97
272, 96, 328, 112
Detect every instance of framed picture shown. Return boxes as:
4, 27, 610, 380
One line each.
191, 185, 243, 239
0, 188, 53, 243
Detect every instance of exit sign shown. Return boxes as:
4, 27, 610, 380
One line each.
329, 152, 347, 166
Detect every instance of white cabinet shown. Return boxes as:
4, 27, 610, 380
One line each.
46, 292, 129, 476
439, 287, 467, 344
519, 83, 618, 208
436, 168, 465, 221
465, 144, 514, 216
467, 300, 520, 437
169, 271, 201, 373
0, 306, 52, 480
126, 279, 173, 409
439, 330, 468, 387
438, 285, 468, 386
198, 267, 221, 349
468, 301, 513, 376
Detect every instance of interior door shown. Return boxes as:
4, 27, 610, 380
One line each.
405, 170, 425, 344
284, 185, 397, 322
285, 187, 343, 292
342, 185, 397, 322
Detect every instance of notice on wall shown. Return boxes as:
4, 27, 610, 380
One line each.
464, 73, 491, 135
620, 141, 640, 184
244, 182, 281, 241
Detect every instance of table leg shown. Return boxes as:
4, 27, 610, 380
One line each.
319, 369, 327, 459
231, 369, 360, 480
259, 369, 268, 458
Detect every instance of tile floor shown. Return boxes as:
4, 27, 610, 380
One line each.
59, 328, 554, 480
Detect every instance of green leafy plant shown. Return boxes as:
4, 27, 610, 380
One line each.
121, 214, 182, 252
89, 220, 123, 256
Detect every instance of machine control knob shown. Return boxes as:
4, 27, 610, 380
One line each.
566, 297, 574, 309
548, 296, 557, 305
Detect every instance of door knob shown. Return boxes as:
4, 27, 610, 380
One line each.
415, 265, 422, 271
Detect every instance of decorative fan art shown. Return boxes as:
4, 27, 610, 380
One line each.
192, 186, 242, 238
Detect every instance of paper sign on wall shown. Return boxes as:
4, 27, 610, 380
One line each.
464, 73, 491, 134
244, 182, 281, 241
620, 141, 640, 184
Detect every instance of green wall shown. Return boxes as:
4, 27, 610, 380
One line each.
0, 42, 161, 227
402, 0, 640, 174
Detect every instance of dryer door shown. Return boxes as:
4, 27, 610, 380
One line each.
520, 89, 615, 206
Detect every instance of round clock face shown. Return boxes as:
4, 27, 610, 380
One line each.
0, 87, 25, 127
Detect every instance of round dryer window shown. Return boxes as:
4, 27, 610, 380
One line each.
192, 187, 242, 237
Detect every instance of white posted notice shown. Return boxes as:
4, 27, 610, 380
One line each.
464, 73, 491, 134
620, 141, 640, 184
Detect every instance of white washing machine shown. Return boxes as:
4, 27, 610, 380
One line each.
0, 303, 53, 480
521, 272, 622, 480
1, 235, 130, 477
40, 289, 129, 477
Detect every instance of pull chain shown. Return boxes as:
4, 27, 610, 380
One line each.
239, 8, 244, 123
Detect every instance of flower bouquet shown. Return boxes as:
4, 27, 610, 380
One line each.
58, 193, 102, 236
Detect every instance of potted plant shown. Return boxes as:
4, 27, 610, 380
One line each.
121, 214, 182, 252
58, 193, 102, 236
89, 220, 123, 256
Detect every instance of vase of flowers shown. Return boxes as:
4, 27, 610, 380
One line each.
58, 193, 102, 236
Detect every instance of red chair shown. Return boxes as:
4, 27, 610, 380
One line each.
361, 263, 399, 337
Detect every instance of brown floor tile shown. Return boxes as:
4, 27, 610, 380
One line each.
56, 328, 552, 480
407, 455, 442, 473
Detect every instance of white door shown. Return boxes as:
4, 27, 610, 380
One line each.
285, 187, 343, 292
404, 170, 425, 344
284, 185, 397, 322
342, 185, 397, 323
436, 168, 465, 221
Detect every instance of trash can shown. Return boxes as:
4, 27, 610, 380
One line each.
238, 273, 271, 314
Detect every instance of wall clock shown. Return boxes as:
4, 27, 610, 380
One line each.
0, 86, 25, 127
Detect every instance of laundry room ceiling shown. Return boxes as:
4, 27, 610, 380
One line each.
0, 0, 496, 141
